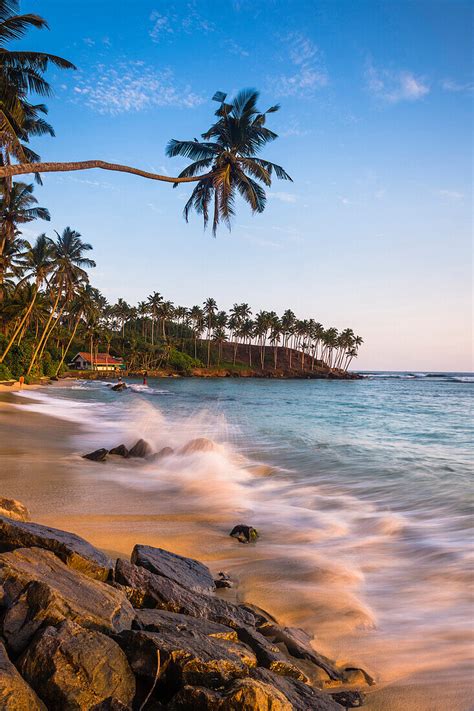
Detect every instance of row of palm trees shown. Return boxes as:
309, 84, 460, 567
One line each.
100, 294, 363, 373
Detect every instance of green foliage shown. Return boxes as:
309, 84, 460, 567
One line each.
0, 363, 13, 381
3, 341, 33, 378
167, 349, 202, 375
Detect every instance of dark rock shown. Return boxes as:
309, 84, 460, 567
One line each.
90, 700, 131, 711
180, 437, 217, 454
330, 690, 366, 707
258, 622, 345, 682
0, 497, 31, 522
169, 678, 293, 710
134, 608, 238, 642
0, 547, 135, 653
0, 641, 46, 710
251, 667, 343, 710
111, 383, 127, 392
109, 444, 129, 458
19, 620, 136, 711
147, 446, 174, 462
132, 544, 216, 593
128, 439, 151, 458
116, 625, 256, 691
168, 685, 223, 710
342, 667, 375, 687
214, 571, 233, 589
229, 524, 259, 543
115, 558, 255, 629
0, 515, 112, 581
83, 448, 108, 462
236, 624, 308, 682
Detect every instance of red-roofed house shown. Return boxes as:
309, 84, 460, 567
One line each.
69, 352, 125, 372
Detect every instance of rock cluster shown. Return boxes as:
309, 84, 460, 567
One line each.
0, 497, 372, 709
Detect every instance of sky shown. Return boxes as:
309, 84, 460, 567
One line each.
12, 0, 473, 371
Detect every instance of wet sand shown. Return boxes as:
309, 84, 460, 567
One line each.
0, 390, 472, 710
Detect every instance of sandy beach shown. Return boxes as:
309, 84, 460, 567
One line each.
0, 383, 472, 710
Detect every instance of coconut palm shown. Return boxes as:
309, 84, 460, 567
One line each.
203, 297, 217, 367
166, 88, 292, 233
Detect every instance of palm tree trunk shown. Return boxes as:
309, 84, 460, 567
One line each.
0, 161, 213, 183
27, 285, 62, 376
55, 311, 82, 376
0, 286, 38, 363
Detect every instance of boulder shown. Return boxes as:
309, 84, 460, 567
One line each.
117, 625, 256, 691
0, 497, 30, 522
90, 700, 130, 711
168, 685, 223, 710
111, 383, 127, 392
169, 678, 293, 710
236, 625, 308, 682
214, 571, 233, 589
134, 608, 238, 642
0, 515, 112, 581
147, 446, 174, 462
18, 620, 136, 711
180, 438, 216, 454
114, 558, 255, 629
250, 668, 343, 710
330, 690, 366, 707
109, 444, 129, 458
82, 448, 108, 462
257, 623, 345, 682
128, 439, 151, 458
229, 524, 259, 543
0, 548, 135, 653
132, 544, 216, 593
0, 641, 46, 710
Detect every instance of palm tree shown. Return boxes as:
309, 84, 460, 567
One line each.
189, 304, 204, 358
156, 300, 174, 341
0, 232, 53, 362
54, 283, 98, 375
0, 181, 50, 289
203, 297, 217, 367
166, 88, 292, 233
0, 0, 75, 169
27, 227, 95, 375
269, 316, 282, 370
147, 291, 163, 345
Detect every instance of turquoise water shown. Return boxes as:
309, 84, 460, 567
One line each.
15, 372, 474, 693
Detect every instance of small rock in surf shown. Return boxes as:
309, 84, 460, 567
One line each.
229, 525, 259, 544
215, 572, 233, 588
82, 448, 108, 462
129, 439, 151, 458
109, 444, 129, 458
111, 383, 127, 392
180, 438, 216, 454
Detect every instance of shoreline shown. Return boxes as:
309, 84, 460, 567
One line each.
0, 387, 472, 710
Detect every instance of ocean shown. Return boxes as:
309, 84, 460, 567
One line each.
13, 372, 474, 704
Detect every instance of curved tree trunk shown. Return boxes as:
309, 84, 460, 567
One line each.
55, 310, 82, 376
0, 161, 213, 183
0, 286, 38, 363
27, 285, 62, 376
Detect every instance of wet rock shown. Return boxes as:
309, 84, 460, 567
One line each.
82, 448, 108, 462
18, 620, 136, 711
128, 439, 151, 458
117, 625, 256, 691
0, 641, 46, 710
229, 524, 259, 543
114, 558, 255, 629
342, 667, 375, 687
251, 667, 342, 710
168, 685, 223, 710
111, 383, 127, 392
0, 515, 112, 581
169, 678, 293, 710
109, 444, 129, 458
90, 700, 130, 711
0, 548, 135, 653
0, 497, 31, 522
147, 446, 174, 462
214, 571, 233, 589
134, 608, 238, 642
180, 438, 216, 454
236, 625, 308, 682
132, 544, 216, 593
257, 623, 345, 682
330, 690, 366, 707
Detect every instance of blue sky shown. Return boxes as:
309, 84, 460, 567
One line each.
14, 0, 473, 370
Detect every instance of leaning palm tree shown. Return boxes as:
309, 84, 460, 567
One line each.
26, 227, 95, 375
166, 89, 292, 233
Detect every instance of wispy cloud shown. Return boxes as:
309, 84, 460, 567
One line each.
441, 78, 473, 94
149, 5, 214, 42
270, 33, 328, 98
437, 189, 464, 201
72, 61, 203, 115
268, 191, 297, 203
221, 39, 249, 57
366, 61, 429, 103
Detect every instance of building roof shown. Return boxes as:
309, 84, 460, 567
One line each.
73, 352, 124, 365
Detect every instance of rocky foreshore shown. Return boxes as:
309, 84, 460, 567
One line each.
0, 496, 372, 710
